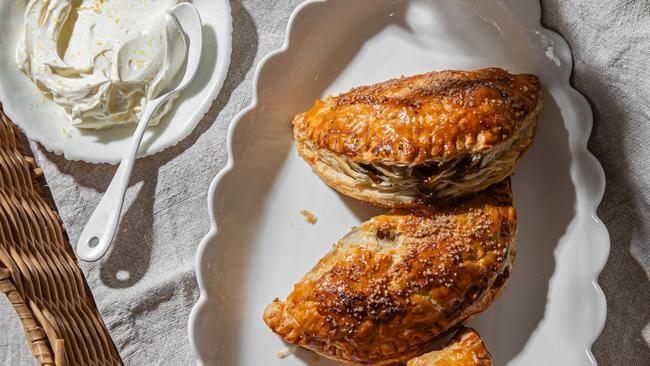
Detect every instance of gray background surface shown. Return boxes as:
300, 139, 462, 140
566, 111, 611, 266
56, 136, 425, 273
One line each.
1, 0, 649, 365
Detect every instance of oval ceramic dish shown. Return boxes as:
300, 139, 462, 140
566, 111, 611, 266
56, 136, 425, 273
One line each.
189, 0, 610, 365
0, 0, 232, 164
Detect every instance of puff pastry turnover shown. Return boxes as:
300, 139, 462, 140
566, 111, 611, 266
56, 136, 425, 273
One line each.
407, 328, 492, 366
293, 68, 541, 207
263, 180, 515, 365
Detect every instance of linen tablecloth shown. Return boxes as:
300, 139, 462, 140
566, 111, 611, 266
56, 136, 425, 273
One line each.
2, 0, 648, 364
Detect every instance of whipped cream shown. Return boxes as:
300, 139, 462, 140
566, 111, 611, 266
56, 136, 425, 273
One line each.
16, 0, 188, 129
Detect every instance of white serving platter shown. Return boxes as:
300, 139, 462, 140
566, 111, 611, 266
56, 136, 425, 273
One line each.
0, 0, 232, 164
189, 0, 610, 365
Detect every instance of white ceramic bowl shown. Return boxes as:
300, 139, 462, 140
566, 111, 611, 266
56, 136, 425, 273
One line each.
0, 0, 232, 164
189, 0, 610, 365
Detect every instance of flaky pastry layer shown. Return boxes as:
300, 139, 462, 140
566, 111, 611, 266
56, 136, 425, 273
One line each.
264, 180, 515, 365
407, 327, 492, 366
293, 68, 542, 206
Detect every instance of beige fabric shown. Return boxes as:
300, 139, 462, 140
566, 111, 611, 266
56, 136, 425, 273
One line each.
542, 1, 650, 364
2, 0, 648, 364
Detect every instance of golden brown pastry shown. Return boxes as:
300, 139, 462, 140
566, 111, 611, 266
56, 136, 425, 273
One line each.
407, 328, 492, 366
263, 180, 516, 365
292, 68, 541, 207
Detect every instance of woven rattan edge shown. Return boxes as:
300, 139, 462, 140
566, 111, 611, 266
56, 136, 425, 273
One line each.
0, 105, 123, 366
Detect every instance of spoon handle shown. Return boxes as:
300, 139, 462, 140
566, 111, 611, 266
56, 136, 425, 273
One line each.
76, 98, 163, 261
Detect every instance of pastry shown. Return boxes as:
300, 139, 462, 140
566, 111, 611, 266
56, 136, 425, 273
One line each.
292, 68, 541, 207
263, 179, 516, 365
407, 328, 492, 366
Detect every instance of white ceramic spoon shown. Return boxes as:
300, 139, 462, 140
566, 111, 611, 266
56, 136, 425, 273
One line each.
77, 3, 203, 262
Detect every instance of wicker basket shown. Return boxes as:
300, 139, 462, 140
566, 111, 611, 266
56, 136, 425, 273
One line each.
0, 106, 122, 365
